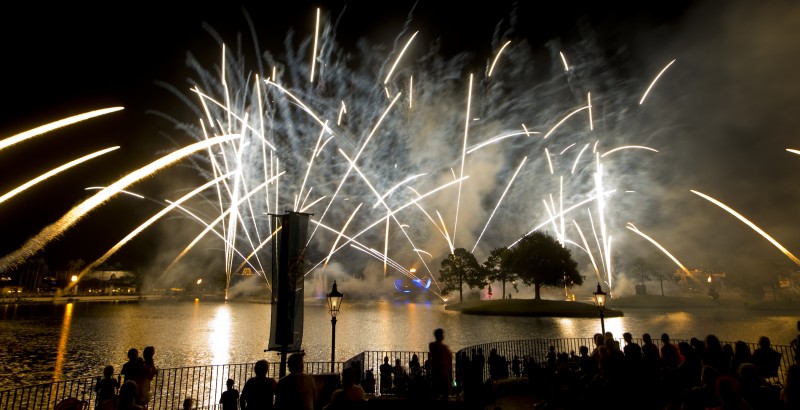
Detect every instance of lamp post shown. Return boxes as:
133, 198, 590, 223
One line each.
70, 275, 78, 296
327, 281, 343, 373
593, 282, 607, 334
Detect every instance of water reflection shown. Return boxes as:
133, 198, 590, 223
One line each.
53, 302, 73, 382
1, 300, 796, 390
209, 305, 232, 365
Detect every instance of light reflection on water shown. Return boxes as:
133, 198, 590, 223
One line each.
0, 299, 796, 389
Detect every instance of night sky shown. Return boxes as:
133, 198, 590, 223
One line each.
1, 0, 798, 294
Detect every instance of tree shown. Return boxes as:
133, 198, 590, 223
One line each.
483, 247, 518, 299
438, 248, 487, 302
502, 231, 582, 300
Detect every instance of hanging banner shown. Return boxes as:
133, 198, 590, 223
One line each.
268, 211, 310, 352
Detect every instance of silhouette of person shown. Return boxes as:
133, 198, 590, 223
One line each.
622, 332, 642, 360
781, 363, 800, 408
362, 369, 376, 394
324, 367, 366, 409
379, 356, 392, 394
511, 355, 522, 378
113, 380, 143, 410
472, 347, 486, 383
409, 354, 422, 378
120, 348, 144, 397
660, 333, 683, 369
275, 353, 318, 410
428, 328, 453, 400
240, 359, 277, 410
219, 378, 239, 410
392, 358, 407, 392
138, 346, 157, 408
94, 365, 119, 410
182, 397, 193, 410
751, 335, 782, 379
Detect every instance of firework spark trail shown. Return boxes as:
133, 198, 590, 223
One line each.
339, 149, 440, 281
70, 173, 236, 288
465, 130, 541, 154
407, 193, 454, 254
383, 31, 419, 84
510, 190, 616, 248
559, 51, 569, 72
543, 106, 590, 139
372, 173, 428, 208
594, 153, 612, 291
639, 59, 677, 105
164, 172, 284, 274
303, 177, 469, 280
305, 93, 402, 247
691, 190, 800, 266
262, 79, 335, 136
84, 187, 144, 199
0, 147, 119, 205
192, 87, 278, 151
453, 74, 474, 246
161, 8, 681, 296
543, 199, 561, 238
308, 219, 434, 287
488, 41, 512, 77
787, 149, 800, 155
0, 135, 239, 270
601, 145, 659, 157
587, 209, 606, 278
471, 157, 527, 253
626, 222, 692, 276
323, 202, 363, 269
572, 219, 602, 281
295, 127, 329, 211
571, 143, 590, 174
0, 107, 123, 152
168, 201, 270, 292
310, 8, 320, 83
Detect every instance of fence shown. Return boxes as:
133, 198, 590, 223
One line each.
0, 361, 343, 410
3, 340, 796, 409
456, 338, 797, 386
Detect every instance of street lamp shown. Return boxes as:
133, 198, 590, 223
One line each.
71, 275, 79, 296
593, 282, 607, 334
326, 281, 343, 373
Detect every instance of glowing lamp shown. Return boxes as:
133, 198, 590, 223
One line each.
593, 283, 606, 309
327, 281, 344, 317
327, 281, 343, 372
592, 282, 607, 334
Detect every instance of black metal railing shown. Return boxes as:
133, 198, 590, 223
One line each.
456, 338, 796, 386
0, 361, 343, 410
2, 339, 795, 409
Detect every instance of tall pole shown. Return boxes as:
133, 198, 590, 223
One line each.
599, 310, 605, 335
330, 316, 337, 373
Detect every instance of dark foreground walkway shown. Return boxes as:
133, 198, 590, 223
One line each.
359, 379, 544, 410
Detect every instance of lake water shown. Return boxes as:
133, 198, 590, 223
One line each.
1, 298, 798, 390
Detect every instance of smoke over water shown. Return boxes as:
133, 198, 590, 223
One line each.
133, 0, 800, 300
3, 1, 799, 301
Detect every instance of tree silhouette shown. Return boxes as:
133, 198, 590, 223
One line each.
483, 247, 518, 299
438, 248, 487, 302
502, 231, 582, 300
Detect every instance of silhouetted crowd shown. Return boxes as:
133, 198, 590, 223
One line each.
495, 331, 798, 409
59, 324, 800, 410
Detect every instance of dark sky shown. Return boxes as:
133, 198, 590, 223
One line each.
2, 0, 798, 293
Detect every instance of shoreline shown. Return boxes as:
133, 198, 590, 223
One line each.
444, 294, 800, 316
